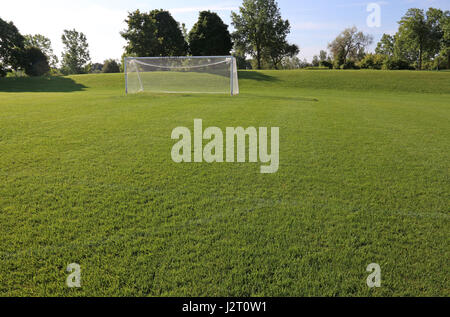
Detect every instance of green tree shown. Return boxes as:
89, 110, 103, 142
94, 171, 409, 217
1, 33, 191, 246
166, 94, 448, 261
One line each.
189, 11, 233, 56
375, 34, 395, 57
231, 0, 296, 69
121, 9, 187, 57
102, 59, 120, 73
61, 29, 91, 74
319, 50, 328, 62
396, 8, 446, 69
441, 12, 450, 68
21, 47, 50, 76
24, 34, 58, 68
0, 18, 24, 76
328, 26, 373, 68
312, 55, 320, 67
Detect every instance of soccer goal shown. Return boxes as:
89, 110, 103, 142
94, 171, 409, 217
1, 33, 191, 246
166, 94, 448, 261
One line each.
125, 56, 239, 96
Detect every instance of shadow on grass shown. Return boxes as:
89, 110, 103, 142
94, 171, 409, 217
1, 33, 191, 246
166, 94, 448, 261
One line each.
0, 76, 87, 92
238, 71, 279, 82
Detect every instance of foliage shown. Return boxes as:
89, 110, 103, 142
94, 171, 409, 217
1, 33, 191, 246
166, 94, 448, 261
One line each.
0, 18, 24, 76
188, 11, 233, 56
121, 10, 187, 57
359, 54, 387, 70
319, 60, 333, 69
231, 0, 297, 69
382, 57, 414, 70
312, 55, 320, 67
21, 47, 50, 76
24, 34, 58, 68
280, 56, 303, 69
340, 60, 360, 70
90, 63, 104, 73
233, 52, 252, 69
375, 34, 395, 57
61, 29, 91, 75
395, 8, 448, 69
319, 50, 328, 62
328, 26, 373, 68
102, 59, 120, 73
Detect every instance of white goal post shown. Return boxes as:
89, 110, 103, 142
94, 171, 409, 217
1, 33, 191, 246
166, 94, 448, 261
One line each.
125, 56, 239, 96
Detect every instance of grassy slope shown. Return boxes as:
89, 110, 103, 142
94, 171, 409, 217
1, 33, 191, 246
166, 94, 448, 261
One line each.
0, 70, 449, 296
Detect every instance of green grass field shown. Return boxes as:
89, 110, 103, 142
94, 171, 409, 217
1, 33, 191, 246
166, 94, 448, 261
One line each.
0, 70, 449, 296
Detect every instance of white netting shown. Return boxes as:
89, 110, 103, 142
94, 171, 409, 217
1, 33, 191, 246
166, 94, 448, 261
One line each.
125, 56, 239, 95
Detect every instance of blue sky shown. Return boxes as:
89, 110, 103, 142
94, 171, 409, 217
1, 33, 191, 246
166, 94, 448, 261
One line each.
1, 0, 449, 63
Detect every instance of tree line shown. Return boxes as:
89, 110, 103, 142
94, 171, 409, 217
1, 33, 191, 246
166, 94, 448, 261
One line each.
120, 0, 298, 70
1, 1, 449, 77
311, 8, 450, 70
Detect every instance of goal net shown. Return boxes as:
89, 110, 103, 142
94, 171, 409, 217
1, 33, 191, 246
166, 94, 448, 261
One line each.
125, 56, 239, 95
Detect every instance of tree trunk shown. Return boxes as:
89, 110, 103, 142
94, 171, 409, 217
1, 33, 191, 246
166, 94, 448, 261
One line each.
255, 40, 262, 69
418, 45, 423, 70
256, 49, 262, 70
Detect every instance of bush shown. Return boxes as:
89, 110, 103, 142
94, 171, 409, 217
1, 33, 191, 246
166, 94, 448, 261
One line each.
319, 60, 333, 69
102, 59, 120, 73
21, 47, 50, 76
234, 54, 252, 70
6, 69, 26, 77
359, 54, 387, 70
382, 58, 413, 70
90, 63, 104, 73
340, 60, 360, 69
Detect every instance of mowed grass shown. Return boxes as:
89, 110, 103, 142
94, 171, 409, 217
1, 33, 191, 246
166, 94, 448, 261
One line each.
0, 70, 449, 297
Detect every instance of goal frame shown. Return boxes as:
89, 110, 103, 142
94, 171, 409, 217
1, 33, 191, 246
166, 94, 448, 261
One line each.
124, 56, 238, 96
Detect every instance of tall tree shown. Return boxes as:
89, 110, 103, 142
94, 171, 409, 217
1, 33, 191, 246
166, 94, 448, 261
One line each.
24, 34, 58, 68
375, 34, 395, 57
61, 29, 91, 74
189, 11, 233, 56
328, 26, 373, 67
264, 12, 299, 69
441, 11, 450, 68
231, 0, 296, 69
121, 9, 187, 57
0, 18, 24, 76
396, 8, 446, 69
319, 50, 328, 62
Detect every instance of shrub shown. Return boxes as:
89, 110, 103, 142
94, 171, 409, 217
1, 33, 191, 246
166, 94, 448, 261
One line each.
90, 63, 104, 73
340, 60, 360, 69
382, 58, 413, 70
102, 59, 120, 73
319, 60, 333, 69
359, 54, 387, 70
21, 47, 50, 76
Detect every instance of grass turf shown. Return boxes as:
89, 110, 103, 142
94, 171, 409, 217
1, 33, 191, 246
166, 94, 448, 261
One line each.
0, 70, 449, 296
